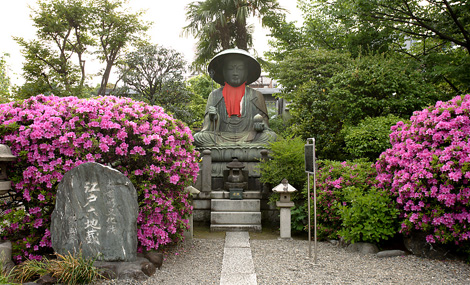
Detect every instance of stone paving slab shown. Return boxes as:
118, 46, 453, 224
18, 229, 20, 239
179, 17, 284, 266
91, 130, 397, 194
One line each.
225, 231, 250, 248
220, 231, 257, 285
221, 248, 255, 274
220, 273, 257, 285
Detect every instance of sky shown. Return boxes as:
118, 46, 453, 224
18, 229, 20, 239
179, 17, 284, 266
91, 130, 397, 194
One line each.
0, 0, 303, 86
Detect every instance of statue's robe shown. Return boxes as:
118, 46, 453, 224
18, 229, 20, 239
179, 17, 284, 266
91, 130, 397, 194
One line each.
194, 87, 277, 146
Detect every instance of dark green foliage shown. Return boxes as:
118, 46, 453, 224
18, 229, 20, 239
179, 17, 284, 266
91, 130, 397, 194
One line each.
267, 115, 293, 139
290, 203, 308, 233
338, 187, 399, 244
268, 50, 446, 160
267, 48, 352, 160
328, 53, 446, 126
258, 136, 306, 191
342, 114, 407, 161
117, 43, 194, 125
298, 0, 397, 57
258, 135, 309, 234
299, 0, 470, 95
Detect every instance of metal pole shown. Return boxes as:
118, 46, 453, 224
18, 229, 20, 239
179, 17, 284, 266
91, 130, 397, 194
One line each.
313, 138, 317, 264
307, 173, 311, 258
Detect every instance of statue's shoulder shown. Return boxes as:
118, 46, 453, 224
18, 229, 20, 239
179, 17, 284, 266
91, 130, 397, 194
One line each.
209, 87, 223, 96
246, 87, 264, 100
207, 88, 224, 105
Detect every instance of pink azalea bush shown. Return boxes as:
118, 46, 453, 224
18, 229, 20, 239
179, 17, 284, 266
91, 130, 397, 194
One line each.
0, 95, 199, 262
313, 160, 381, 240
376, 94, 470, 249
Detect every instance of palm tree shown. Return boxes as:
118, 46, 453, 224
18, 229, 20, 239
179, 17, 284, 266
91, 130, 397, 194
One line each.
183, 0, 283, 71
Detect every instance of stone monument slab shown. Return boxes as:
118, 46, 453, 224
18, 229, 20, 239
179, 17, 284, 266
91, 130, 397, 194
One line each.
51, 162, 138, 261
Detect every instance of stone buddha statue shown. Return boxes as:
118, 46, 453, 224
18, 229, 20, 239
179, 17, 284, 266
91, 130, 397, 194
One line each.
193, 49, 277, 147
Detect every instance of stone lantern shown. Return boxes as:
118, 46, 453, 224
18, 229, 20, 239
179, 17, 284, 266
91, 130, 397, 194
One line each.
273, 179, 297, 239
183, 186, 200, 241
224, 158, 247, 200
0, 144, 16, 195
0, 144, 16, 271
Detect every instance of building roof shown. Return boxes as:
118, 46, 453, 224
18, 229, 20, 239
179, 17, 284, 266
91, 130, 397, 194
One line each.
254, 87, 282, 95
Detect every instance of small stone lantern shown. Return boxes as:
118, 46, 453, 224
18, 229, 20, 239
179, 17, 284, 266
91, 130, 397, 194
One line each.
0, 144, 16, 195
225, 158, 247, 200
0, 144, 16, 269
183, 186, 200, 241
273, 179, 297, 239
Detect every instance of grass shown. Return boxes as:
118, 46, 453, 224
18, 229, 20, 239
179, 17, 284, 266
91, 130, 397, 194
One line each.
0, 257, 19, 285
12, 251, 104, 284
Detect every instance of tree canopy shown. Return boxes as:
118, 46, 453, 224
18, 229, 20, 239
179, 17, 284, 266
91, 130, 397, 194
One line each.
263, 0, 468, 160
296, 0, 470, 94
0, 54, 11, 103
117, 43, 194, 124
14, 0, 148, 99
183, 0, 283, 70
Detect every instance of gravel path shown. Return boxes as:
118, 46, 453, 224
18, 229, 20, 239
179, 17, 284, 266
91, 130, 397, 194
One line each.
251, 239, 470, 284
99, 236, 470, 284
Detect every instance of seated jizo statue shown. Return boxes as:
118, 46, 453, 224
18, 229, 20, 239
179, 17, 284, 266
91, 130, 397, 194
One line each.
194, 49, 277, 147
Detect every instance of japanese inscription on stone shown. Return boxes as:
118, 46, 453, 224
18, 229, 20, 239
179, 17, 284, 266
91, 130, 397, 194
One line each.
51, 162, 138, 261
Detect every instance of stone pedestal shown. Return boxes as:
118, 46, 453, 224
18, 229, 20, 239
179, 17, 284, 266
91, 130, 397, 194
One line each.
276, 201, 295, 239
210, 199, 261, 232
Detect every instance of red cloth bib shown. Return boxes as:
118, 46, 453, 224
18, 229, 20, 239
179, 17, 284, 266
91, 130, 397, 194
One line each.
222, 82, 246, 117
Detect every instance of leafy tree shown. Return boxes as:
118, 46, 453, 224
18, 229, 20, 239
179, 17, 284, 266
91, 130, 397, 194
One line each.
184, 0, 283, 70
298, 0, 397, 57
93, 0, 149, 96
298, 0, 470, 94
328, 53, 445, 126
187, 74, 219, 100
185, 74, 219, 129
269, 49, 444, 160
262, 10, 306, 62
14, 0, 147, 98
268, 48, 352, 159
0, 54, 11, 103
15, 0, 93, 98
118, 43, 193, 124
342, 114, 407, 161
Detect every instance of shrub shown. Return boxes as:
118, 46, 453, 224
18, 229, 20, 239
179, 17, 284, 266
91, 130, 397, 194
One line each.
259, 136, 306, 191
337, 186, 399, 243
267, 115, 294, 139
0, 95, 199, 262
258, 136, 307, 233
342, 114, 407, 161
311, 159, 398, 242
376, 94, 470, 248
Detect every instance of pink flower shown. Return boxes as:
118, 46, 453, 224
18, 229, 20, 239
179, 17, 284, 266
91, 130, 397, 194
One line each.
0, 94, 198, 259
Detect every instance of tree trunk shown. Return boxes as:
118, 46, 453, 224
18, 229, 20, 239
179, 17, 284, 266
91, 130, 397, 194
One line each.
98, 63, 113, 96
236, 19, 248, 50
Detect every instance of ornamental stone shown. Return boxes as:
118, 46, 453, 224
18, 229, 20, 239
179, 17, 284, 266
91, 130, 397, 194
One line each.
51, 162, 138, 261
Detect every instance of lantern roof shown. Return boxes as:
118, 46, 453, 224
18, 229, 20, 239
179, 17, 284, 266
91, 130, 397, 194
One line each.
272, 178, 297, 193
0, 144, 16, 161
226, 158, 245, 169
